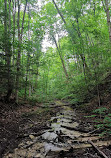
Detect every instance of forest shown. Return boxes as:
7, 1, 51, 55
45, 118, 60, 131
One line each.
0, 0, 111, 158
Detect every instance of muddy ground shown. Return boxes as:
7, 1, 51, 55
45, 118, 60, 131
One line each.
0, 100, 111, 158
0, 101, 59, 157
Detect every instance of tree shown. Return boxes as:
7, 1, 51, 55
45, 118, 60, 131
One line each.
0, 0, 111, 104
102, 0, 111, 42
15, 0, 28, 103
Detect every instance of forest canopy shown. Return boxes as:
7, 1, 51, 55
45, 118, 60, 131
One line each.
0, 0, 111, 104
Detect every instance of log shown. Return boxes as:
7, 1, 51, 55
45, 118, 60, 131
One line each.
88, 139, 108, 158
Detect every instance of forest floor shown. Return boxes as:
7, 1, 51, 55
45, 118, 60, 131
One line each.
0, 101, 60, 158
0, 99, 111, 158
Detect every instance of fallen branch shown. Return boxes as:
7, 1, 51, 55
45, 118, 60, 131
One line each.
88, 129, 99, 134
84, 153, 97, 158
88, 139, 108, 158
61, 125, 89, 133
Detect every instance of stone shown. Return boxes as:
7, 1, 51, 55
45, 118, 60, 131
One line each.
29, 134, 35, 140
18, 142, 24, 148
26, 141, 32, 145
34, 153, 42, 158
42, 132, 58, 141
26, 150, 35, 157
5, 153, 13, 158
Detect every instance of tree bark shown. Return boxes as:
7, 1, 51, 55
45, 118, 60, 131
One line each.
9, 0, 11, 31
15, 0, 21, 103
104, 0, 111, 42
29, 71, 31, 97
12, 0, 16, 66
4, 0, 12, 102
21, 0, 28, 40
52, 0, 66, 24
25, 4, 30, 99
16, 0, 28, 102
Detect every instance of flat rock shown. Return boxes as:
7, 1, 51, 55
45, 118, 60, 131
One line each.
29, 134, 35, 140
42, 132, 58, 141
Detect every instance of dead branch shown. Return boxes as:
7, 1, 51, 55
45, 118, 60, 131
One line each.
88, 139, 108, 158
61, 125, 89, 133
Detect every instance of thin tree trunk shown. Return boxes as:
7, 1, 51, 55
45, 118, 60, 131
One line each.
52, 0, 89, 76
93, 1, 96, 16
52, 34, 69, 79
15, 0, 21, 103
21, 0, 28, 40
12, 0, 16, 66
104, 0, 111, 42
76, 18, 90, 76
4, 0, 8, 69
29, 71, 31, 97
52, 0, 66, 24
35, 66, 39, 88
9, 0, 11, 31
25, 4, 30, 99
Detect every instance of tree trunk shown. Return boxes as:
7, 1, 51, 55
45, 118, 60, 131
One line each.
12, 0, 16, 66
104, 0, 111, 42
52, 0, 66, 24
52, 0, 89, 77
4, 0, 12, 102
16, 0, 28, 103
15, 0, 21, 103
21, 0, 28, 40
25, 4, 30, 99
52, 34, 69, 79
29, 71, 31, 97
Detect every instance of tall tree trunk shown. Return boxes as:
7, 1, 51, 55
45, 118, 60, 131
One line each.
4, 0, 12, 102
9, 0, 11, 31
76, 18, 91, 76
104, 0, 111, 42
15, 0, 21, 103
20, 0, 28, 40
12, 0, 16, 66
52, 34, 69, 79
25, 4, 30, 99
52, 0, 66, 24
52, 0, 89, 76
16, 0, 28, 103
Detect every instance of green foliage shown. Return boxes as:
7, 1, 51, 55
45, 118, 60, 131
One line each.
84, 115, 97, 118
93, 108, 108, 115
0, 0, 111, 107
86, 107, 111, 136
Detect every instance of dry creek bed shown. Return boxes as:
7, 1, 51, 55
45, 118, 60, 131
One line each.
1, 101, 111, 158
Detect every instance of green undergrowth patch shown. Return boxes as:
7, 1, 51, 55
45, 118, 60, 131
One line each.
85, 107, 111, 136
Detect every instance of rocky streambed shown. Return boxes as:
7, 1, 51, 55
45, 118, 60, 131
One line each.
3, 101, 111, 158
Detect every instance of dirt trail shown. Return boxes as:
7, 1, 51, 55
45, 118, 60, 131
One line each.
2, 101, 111, 158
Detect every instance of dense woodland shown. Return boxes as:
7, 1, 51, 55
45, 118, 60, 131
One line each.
0, 0, 111, 104
0, 0, 111, 157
